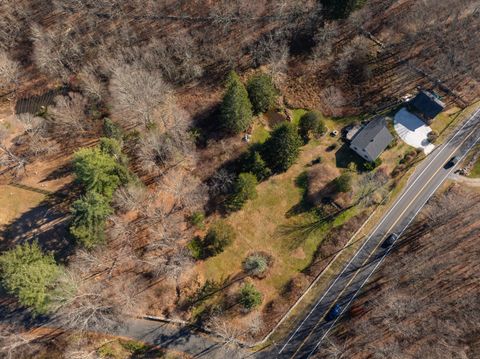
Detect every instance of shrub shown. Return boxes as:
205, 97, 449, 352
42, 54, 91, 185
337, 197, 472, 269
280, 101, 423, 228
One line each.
202, 220, 236, 257
299, 111, 326, 142
261, 122, 303, 173
0, 242, 60, 315
70, 191, 113, 249
189, 211, 205, 229
362, 158, 382, 171
246, 73, 278, 115
238, 282, 262, 310
334, 172, 353, 193
427, 130, 438, 143
239, 150, 271, 181
120, 340, 148, 354
226, 173, 258, 212
188, 236, 203, 260
103, 118, 123, 140
243, 253, 270, 277
219, 71, 253, 134
73, 147, 122, 199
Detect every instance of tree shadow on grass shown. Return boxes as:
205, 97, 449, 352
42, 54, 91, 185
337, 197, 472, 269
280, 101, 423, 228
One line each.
285, 171, 314, 218
0, 183, 79, 262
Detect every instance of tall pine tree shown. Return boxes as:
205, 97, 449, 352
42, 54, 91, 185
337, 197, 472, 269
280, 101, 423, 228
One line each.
261, 122, 302, 173
70, 191, 113, 249
0, 242, 60, 315
219, 71, 253, 134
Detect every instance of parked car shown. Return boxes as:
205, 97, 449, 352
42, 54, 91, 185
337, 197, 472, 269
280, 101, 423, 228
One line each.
444, 156, 460, 169
381, 233, 398, 248
326, 303, 342, 321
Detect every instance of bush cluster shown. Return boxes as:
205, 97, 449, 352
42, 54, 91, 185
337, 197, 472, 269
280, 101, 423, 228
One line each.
299, 111, 326, 143
238, 282, 262, 310
189, 220, 236, 259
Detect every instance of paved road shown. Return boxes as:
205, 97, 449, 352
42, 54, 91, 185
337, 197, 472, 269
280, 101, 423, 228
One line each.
114, 318, 229, 358
266, 107, 480, 359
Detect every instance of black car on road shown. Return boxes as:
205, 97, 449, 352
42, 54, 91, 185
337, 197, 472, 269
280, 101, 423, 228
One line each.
444, 156, 460, 169
381, 233, 398, 248
326, 304, 342, 321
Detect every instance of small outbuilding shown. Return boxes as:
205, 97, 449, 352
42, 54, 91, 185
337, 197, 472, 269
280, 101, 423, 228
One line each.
350, 117, 393, 162
408, 90, 445, 124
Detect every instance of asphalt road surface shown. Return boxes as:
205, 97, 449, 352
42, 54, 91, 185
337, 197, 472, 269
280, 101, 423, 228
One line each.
268, 107, 480, 359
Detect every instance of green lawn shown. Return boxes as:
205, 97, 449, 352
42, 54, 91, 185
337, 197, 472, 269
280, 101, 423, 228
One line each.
291, 109, 308, 126
251, 124, 270, 144
469, 156, 480, 178
430, 107, 461, 135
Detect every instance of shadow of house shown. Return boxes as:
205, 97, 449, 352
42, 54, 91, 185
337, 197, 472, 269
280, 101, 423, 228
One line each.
335, 143, 368, 170
0, 183, 78, 262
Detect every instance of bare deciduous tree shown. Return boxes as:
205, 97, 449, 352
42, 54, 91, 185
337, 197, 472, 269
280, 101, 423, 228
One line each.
50, 270, 136, 333
49, 92, 88, 132
78, 65, 106, 101
136, 127, 195, 175
0, 50, 20, 91
0, 325, 41, 359
0, 127, 27, 177
112, 184, 148, 213
109, 63, 172, 128
31, 24, 83, 80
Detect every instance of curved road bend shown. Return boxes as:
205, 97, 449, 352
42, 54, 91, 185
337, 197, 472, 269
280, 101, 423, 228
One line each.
265, 107, 480, 359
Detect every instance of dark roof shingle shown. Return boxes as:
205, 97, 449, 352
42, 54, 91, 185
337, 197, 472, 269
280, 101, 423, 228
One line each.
410, 91, 445, 120
350, 117, 393, 160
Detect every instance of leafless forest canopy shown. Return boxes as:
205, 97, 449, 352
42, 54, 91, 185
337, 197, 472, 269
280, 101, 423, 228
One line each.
0, 1, 480, 358
314, 186, 480, 359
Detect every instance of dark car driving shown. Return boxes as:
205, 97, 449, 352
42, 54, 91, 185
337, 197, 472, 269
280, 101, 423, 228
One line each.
444, 156, 460, 169
381, 233, 398, 248
326, 304, 342, 321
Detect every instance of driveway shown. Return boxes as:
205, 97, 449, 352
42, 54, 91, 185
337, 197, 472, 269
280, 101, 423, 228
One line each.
394, 108, 435, 154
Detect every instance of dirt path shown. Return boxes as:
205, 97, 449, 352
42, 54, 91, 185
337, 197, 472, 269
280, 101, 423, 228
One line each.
450, 173, 480, 187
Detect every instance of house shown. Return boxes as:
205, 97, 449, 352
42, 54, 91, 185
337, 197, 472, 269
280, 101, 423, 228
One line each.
408, 90, 445, 123
350, 117, 393, 162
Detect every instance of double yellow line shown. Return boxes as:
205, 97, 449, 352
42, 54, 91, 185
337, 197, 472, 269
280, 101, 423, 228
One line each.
288, 116, 480, 359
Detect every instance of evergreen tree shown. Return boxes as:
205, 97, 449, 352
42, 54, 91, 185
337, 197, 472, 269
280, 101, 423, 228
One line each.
299, 111, 326, 142
73, 147, 122, 199
261, 122, 302, 173
240, 150, 271, 181
0, 242, 60, 315
103, 118, 123, 141
219, 71, 253, 133
238, 282, 262, 310
70, 191, 113, 249
226, 172, 258, 212
247, 74, 278, 115
202, 220, 236, 257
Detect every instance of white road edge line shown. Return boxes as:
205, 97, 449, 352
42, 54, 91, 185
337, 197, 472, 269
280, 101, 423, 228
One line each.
306, 127, 480, 358
277, 107, 480, 354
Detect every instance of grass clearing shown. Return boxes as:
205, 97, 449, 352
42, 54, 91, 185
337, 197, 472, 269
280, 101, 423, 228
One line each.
251, 123, 270, 144
468, 158, 480, 178
430, 107, 462, 135
0, 185, 45, 229
197, 141, 330, 305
